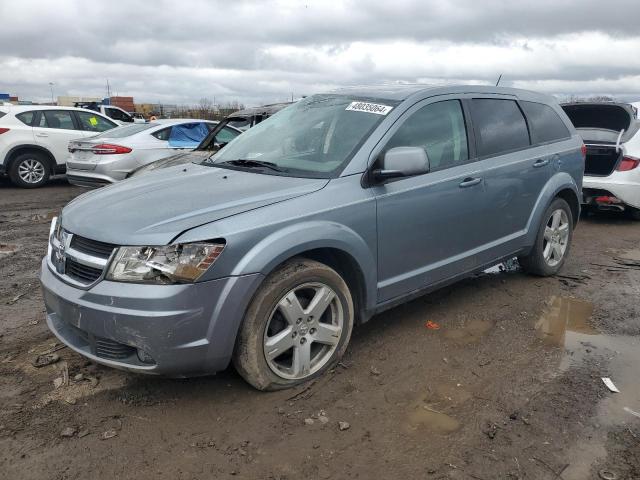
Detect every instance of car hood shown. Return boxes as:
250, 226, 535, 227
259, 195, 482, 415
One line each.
62, 164, 329, 245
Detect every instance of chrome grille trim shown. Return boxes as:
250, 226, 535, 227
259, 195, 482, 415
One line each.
48, 226, 116, 289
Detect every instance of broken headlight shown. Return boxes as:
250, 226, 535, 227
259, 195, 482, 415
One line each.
106, 242, 225, 284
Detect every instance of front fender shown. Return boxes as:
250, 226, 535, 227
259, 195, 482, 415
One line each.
231, 221, 377, 311
524, 172, 580, 246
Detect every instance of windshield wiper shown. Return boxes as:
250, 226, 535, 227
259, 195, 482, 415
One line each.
218, 159, 286, 172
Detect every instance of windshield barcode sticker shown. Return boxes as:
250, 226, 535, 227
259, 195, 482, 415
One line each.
345, 102, 393, 115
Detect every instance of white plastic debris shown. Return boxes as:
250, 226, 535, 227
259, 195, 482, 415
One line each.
602, 377, 620, 393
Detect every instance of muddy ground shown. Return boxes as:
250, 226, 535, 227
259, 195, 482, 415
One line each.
1, 177, 639, 480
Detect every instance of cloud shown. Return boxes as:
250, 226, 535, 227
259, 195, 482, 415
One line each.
1, 0, 639, 104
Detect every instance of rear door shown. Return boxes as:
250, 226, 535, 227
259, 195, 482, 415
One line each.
466, 97, 556, 260
33, 110, 85, 166
374, 96, 490, 302
74, 111, 118, 136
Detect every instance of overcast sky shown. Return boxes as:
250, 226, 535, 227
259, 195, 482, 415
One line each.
1, 0, 640, 107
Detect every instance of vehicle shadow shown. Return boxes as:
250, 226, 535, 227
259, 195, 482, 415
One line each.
580, 209, 637, 225
109, 266, 525, 403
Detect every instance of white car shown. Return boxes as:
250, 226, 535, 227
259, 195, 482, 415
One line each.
66, 119, 218, 187
0, 105, 118, 187
562, 101, 640, 219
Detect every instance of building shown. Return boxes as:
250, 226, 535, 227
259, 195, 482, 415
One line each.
57, 95, 101, 107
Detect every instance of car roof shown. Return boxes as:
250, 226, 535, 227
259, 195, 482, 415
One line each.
0, 104, 115, 115
228, 102, 294, 118
329, 84, 555, 103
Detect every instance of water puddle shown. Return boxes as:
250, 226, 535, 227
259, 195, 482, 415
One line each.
535, 296, 640, 479
444, 319, 493, 343
405, 403, 460, 434
536, 296, 596, 347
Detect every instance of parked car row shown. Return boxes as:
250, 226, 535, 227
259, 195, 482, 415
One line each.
41, 85, 591, 390
0, 102, 288, 188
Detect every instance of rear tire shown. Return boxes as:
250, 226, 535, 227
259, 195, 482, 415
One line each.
519, 198, 573, 276
8, 152, 50, 188
233, 258, 354, 391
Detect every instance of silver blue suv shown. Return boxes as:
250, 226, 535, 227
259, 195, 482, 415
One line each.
40, 85, 584, 390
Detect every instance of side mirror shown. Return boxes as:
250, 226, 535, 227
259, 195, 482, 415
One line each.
373, 146, 430, 181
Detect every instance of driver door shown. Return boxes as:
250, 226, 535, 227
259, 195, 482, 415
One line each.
372, 97, 489, 302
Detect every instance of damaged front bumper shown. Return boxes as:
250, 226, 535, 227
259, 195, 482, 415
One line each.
40, 257, 263, 376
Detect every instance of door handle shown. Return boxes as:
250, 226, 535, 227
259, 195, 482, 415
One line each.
459, 177, 482, 188
35, 133, 49, 138
533, 158, 550, 168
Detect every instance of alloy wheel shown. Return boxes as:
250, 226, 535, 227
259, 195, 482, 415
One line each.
18, 159, 46, 184
543, 209, 569, 267
263, 282, 343, 380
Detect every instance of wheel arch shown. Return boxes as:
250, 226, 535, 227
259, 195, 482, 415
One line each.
230, 221, 377, 322
6, 144, 57, 173
525, 173, 581, 246
555, 187, 580, 227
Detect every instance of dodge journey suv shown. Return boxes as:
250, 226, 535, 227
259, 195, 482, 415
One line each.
41, 85, 584, 390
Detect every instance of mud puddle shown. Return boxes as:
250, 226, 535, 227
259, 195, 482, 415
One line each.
406, 402, 460, 434
536, 296, 640, 479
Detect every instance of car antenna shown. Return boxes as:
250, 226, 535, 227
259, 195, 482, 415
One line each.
495, 74, 503, 86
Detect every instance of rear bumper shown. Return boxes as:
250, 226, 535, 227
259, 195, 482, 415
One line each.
40, 257, 264, 376
583, 174, 640, 209
66, 173, 114, 188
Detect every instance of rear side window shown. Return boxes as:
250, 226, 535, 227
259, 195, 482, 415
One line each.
470, 99, 530, 157
385, 100, 469, 171
76, 111, 117, 132
0, 111, 6, 119
105, 107, 132, 122
152, 127, 172, 141
16, 111, 35, 126
40, 110, 76, 130
521, 101, 570, 144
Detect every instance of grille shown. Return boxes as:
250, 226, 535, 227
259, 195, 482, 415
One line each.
70, 235, 116, 259
66, 258, 103, 283
95, 337, 136, 360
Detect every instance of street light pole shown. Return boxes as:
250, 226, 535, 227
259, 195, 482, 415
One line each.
48, 82, 55, 104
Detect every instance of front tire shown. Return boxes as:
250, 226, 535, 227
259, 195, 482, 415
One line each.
9, 152, 50, 188
519, 198, 573, 276
233, 258, 354, 391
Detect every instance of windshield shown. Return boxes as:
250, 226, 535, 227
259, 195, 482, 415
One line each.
207, 94, 398, 177
93, 123, 155, 138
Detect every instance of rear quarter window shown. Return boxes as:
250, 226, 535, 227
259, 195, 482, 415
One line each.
0, 111, 6, 119
16, 111, 36, 126
152, 127, 172, 141
521, 101, 570, 144
469, 99, 530, 157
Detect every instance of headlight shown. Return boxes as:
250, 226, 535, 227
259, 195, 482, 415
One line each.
106, 242, 225, 284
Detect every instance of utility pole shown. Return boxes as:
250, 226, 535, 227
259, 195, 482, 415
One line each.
48, 82, 55, 104
106, 79, 111, 99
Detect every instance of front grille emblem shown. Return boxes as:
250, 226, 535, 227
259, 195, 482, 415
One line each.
54, 231, 71, 275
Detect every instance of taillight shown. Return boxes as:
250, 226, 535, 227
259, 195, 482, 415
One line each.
580, 143, 587, 158
91, 143, 132, 155
0, 128, 10, 135
617, 156, 640, 172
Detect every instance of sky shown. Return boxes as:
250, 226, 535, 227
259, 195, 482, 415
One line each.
1, 0, 640, 107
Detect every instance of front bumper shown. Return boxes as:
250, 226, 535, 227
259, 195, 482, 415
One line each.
40, 257, 263, 376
